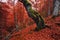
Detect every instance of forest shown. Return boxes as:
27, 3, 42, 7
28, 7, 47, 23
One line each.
0, 0, 60, 40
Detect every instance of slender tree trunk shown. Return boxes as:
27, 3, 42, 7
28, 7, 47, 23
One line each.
13, 0, 19, 31
53, 0, 60, 16
48, 0, 50, 15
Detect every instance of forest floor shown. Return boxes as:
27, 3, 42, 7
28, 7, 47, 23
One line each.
8, 15, 60, 40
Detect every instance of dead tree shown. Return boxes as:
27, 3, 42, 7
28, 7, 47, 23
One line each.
53, 0, 60, 16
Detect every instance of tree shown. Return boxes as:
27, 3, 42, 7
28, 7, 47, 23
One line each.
19, 0, 45, 31
53, 0, 60, 16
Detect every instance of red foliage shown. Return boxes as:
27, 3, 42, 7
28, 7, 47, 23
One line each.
0, 0, 60, 40
30, 0, 53, 17
0, 2, 36, 40
9, 15, 60, 40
